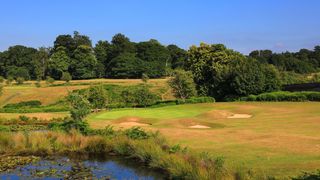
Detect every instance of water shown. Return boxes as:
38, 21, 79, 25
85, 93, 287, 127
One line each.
0, 156, 166, 180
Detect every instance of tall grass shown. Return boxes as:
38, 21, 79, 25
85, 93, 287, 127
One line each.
0, 129, 253, 179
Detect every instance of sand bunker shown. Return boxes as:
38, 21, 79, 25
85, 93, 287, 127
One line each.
227, 114, 252, 119
118, 122, 150, 127
189, 125, 211, 129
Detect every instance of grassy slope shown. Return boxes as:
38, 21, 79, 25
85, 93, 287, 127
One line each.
0, 78, 170, 107
87, 102, 320, 178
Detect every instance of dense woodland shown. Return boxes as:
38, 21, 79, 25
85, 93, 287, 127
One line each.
0, 31, 319, 100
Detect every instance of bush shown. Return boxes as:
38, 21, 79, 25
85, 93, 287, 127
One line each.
6, 76, 14, 85
16, 77, 25, 85
0, 76, 4, 83
61, 72, 72, 83
292, 170, 320, 180
241, 91, 320, 102
177, 97, 215, 104
46, 76, 55, 85
3, 100, 42, 109
124, 127, 150, 140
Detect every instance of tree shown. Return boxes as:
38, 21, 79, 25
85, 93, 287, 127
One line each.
94, 40, 111, 77
229, 58, 266, 97
168, 69, 197, 100
136, 39, 170, 78
110, 33, 136, 59
47, 47, 70, 79
61, 72, 72, 83
73, 31, 92, 48
167, 44, 187, 69
133, 86, 159, 107
53, 34, 76, 56
87, 85, 107, 109
70, 45, 97, 79
109, 53, 144, 78
67, 92, 91, 121
186, 43, 245, 99
32, 47, 50, 80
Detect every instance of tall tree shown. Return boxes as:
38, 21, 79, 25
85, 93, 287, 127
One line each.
167, 44, 187, 69
70, 45, 97, 79
110, 33, 135, 59
136, 39, 170, 77
47, 47, 70, 79
94, 40, 111, 77
32, 47, 50, 79
168, 69, 197, 100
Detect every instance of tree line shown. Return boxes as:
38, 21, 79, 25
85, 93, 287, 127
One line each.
0, 31, 319, 100
0, 31, 187, 81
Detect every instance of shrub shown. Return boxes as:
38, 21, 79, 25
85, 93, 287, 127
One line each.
46, 76, 55, 85
177, 97, 215, 104
16, 77, 25, 85
61, 72, 72, 83
242, 91, 320, 102
0, 76, 4, 83
19, 115, 30, 122
35, 79, 41, 88
4, 100, 42, 109
6, 76, 14, 85
292, 170, 320, 180
124, 127, 150, 140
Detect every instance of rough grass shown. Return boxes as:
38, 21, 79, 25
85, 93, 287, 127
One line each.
0, 112, 69, 120
0, 78, 171, 107
87, 102, 320, 178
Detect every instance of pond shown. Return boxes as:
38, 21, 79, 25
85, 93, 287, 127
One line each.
0, 156, 166, 179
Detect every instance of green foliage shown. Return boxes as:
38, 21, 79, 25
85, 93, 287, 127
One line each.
109, 52, 144, 78
70, 45, 97, 79
168, 69, 197, 99
0, 76, 4, 83
124, 127, 150, 140
67, 92, 91, 121
16, 77, 25, 85
61, 72, 72, 83
3, 100, 42, 109
48, 47, 70, 79
241, 91, 320, 102
141, 73, 149, 83
292, 170, 320, 180
46, 76, 55, 85
187, 43, 282, 100
35, 79, 41, 88
87, 85, 107, 109
6, 77, 14, 85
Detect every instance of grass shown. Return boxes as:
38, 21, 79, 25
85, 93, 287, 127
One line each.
0, 130, 236, 179
0, 78, 171, 107
87, 102, 320, 178
89, 104, 214, 120
0, 112, 69, 120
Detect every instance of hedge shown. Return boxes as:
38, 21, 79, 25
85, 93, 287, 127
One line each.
3, 100, 42, 108
241, 91, 320, 102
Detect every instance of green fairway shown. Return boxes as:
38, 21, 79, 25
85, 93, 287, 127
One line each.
88, 102, 320, 178
89, 104, 214, 120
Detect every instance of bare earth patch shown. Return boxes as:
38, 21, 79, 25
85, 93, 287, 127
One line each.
227, 114, 252, 119
189, 125, 211, 129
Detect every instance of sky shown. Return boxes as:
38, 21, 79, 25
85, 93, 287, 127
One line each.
0, 0, 320, 54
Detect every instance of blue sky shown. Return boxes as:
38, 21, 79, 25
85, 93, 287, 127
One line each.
1, 0, 319, 54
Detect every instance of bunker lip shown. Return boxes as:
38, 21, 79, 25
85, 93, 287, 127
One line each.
117, 122, 150, 127
227, 114, 252, 119
188, 125, 211, 129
